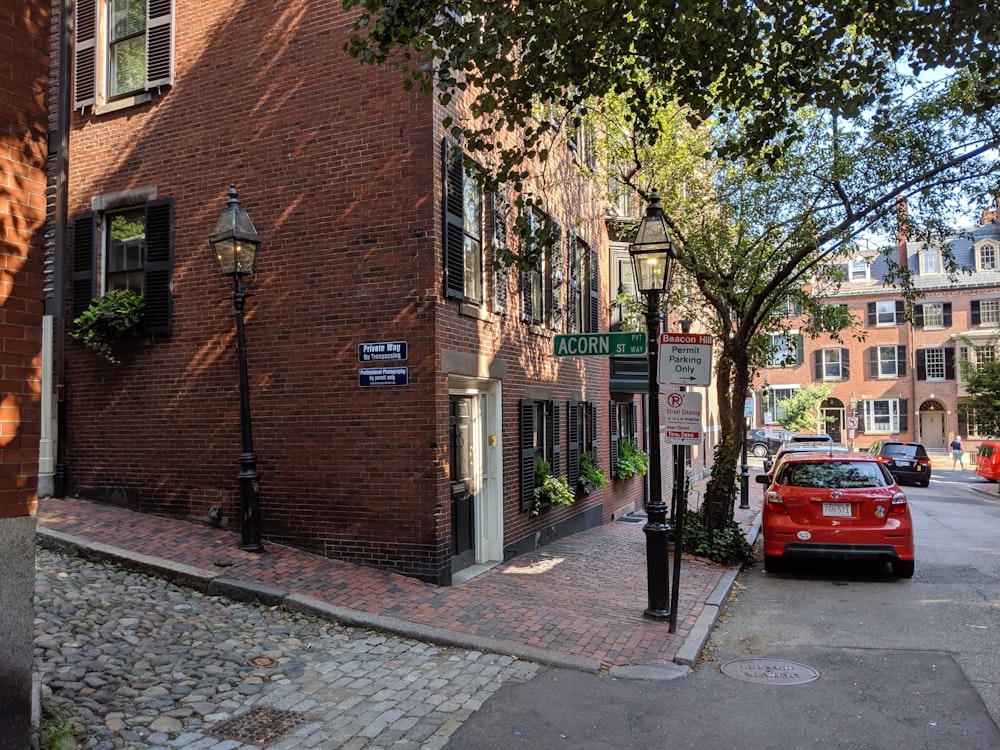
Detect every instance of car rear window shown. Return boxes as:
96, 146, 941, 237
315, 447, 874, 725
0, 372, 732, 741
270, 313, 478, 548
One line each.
882, 444, 926, 459
776, 461, 890, 489
980, 445, 995, 458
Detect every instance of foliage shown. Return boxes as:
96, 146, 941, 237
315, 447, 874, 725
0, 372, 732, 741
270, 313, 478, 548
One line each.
39, 701, 80, 750
614, 440, 648, 480
533, 458, 575, 515
70, 288, 145, 364
578, 451, 608, 494
702, 436, 738, 531
957, 333, 1000, 436
775, 384, 834, 434
681, 508, 756, 567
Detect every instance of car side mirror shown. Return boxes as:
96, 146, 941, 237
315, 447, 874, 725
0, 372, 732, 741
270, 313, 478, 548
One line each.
755, 474, 771, 485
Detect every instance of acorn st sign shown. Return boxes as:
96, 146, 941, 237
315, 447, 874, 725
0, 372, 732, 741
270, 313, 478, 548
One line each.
553, 332, 647, 357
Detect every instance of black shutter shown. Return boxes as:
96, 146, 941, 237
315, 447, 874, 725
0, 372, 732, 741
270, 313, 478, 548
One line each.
795, 334, 804, 365
609, 402, 619, 477
567, 401, 580, 489
73, 0, 97, 109
945, 347, 956, 380
146, 0, 175, 88
943, 302, 952, 326
549, 402, 561, 477
631, 401, 639, 444
899, 398, 908, 432
442, 139, 465, 299
549, 220, 563, 331
519, 399, 535, 512
567, 234, 579, 333
897, 345, 906, 377
895, 300, 905, 324
867, 302, 876, 327
143, 199, 173, 334
842, 349, 850, 379
589, 401, 599, 455
914, 304, 924, 328
491, 186, 508, 315
916, 350, 927, 380
813, 350, 823, 380
971, 300, 981, 326
868, 347, 878, 378
71, 212, 97, 319
588, 243, 599, 333
522, 268, 534, 322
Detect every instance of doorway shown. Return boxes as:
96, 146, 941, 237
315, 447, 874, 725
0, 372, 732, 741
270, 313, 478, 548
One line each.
448, 380, 503, 578
919, 400, 947, 450
820, 398, 844, 443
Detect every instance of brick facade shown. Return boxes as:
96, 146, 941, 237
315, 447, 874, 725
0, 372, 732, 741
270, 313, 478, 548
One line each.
50, 1, 687, 584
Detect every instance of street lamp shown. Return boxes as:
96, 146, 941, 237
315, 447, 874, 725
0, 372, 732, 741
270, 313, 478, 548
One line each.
629, 192, 676, 620
209, 184, 264, 552
849, 392, 859, 450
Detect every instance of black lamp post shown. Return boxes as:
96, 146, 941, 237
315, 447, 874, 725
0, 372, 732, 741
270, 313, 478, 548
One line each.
849, 392, 858, 450
209, 184, 263, 552
629, 192, 676, 620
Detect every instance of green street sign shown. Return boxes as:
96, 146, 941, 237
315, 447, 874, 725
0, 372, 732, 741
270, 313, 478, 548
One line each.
554, 332, 647, 357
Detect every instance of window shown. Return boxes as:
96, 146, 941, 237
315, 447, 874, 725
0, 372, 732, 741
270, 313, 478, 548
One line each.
74, 0, 175, 110
519, 399, 560, 512
442, 140, 483, 304
868, 300, 903, 326
862, 399, 905, 433
979, 242, 998, 272
769, 386, 799, 424
848, 256, 869, 282
71, 197, 174, 334
813, 348, 849, 380
971, 298, 1000, 326
915, 301, 951, 328
920, 250, 941, 275
609, 401, 638, 479
568, 235, 598, 333
917, 348, 954, 381
869, 345, 907, 378
521, 208, 552, 326
767, 332, 804, 367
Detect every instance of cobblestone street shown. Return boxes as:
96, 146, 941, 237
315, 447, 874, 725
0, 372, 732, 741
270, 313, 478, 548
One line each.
34, 547, 539, 749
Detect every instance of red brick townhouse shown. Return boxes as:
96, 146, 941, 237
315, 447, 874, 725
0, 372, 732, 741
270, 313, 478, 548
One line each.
42, 0, 692, 584
757, 206, 1000, 455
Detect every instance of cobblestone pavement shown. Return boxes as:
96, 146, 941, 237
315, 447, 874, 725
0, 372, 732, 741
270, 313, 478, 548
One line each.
35, 547, 539, 749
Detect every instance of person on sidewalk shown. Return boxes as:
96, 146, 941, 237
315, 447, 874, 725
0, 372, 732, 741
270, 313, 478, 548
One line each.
951, 436, 965, 469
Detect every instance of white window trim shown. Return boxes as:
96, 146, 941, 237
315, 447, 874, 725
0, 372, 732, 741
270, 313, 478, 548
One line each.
864, 399, 902, 434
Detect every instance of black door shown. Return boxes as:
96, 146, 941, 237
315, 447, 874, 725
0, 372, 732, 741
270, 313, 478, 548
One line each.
450, 396, 475, 571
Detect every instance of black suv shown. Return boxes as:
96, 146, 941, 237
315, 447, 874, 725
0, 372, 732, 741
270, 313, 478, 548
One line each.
867, 440, 931, 487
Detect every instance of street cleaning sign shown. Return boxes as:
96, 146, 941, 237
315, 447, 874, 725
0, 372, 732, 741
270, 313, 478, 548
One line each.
657, 333, 713, 387
553, 332, 646, 357
663, 391, 703, 445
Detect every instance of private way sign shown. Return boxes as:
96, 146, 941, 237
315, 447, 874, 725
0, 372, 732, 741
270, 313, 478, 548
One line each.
657, 333, 713, 387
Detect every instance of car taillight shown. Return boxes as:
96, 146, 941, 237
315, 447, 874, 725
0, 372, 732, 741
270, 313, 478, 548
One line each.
890, 491, 908, 515
765, 489, 788, 514
918, 458, 931, 467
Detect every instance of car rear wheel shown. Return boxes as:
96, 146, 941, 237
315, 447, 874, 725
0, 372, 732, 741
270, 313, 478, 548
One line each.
764, 555, 785, 573
918, 479, 929, 487
891, 560, 915, 578
752, 444, 768, 458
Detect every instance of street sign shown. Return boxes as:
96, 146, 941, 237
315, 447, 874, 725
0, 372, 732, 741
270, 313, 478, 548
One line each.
358, 341, 407, 362
658, 333, 713, 387
554, 332, 646, 357
662, 391, 702, 445
359, 367, 408, 387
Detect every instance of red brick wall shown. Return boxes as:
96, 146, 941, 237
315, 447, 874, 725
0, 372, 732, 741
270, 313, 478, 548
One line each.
60, 0, 645, 581
0, 4, 46, 519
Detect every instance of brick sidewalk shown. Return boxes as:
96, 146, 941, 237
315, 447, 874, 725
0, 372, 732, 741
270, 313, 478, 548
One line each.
35, 474, 762, 672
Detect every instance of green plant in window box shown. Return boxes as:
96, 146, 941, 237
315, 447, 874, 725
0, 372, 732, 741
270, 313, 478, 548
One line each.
578, 451, 608, 494
70, 288, 145, 365
532, 458, 575, 516
615, 440, 649, 480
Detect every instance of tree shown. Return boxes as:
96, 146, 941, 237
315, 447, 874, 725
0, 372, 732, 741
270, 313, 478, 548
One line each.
775, 384, 834, 434
957, 334, 1000, 437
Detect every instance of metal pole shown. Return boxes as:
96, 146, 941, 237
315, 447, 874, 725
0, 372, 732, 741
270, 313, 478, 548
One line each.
643, 289, 670, 620
740, 416, 750, 509
233, 278, 262, 552
668, 318, 692, 632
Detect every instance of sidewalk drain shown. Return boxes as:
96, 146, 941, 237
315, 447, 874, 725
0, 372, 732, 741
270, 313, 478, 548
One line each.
247, 655, 278, 668
720, 658, 819, 685
206, 707, 307, 745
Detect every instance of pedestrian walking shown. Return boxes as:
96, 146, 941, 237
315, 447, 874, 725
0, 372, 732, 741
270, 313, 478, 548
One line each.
951, 436, 965, 469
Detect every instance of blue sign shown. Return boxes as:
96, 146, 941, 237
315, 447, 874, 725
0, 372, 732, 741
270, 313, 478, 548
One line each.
359, 367, 408, 387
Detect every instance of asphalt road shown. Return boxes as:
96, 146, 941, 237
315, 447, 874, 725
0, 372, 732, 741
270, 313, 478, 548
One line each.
445, 465, 1000, 750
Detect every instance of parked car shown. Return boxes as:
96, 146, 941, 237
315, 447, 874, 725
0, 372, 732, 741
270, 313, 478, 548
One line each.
746, 428, 794, 457
762, 441, 850, 474
755, 453, 914, 577
789, 432, 834, 443
867, 440, 931, 487
975, 440, 1000, 482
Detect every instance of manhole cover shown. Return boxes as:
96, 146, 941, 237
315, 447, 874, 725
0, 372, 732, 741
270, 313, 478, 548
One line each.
206, 707, 307, 745
247, 655, 278, 668
720, 658, 819, 685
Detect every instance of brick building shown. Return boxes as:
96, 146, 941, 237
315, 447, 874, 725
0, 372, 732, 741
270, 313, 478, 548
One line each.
45, 1, 708, 584
757, 207, 1000, 455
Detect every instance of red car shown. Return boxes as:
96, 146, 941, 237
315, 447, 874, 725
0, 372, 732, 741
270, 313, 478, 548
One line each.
755, 453, 914, 577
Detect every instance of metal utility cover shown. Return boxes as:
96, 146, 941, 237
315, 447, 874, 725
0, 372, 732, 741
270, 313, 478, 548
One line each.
720, 658, 820, 685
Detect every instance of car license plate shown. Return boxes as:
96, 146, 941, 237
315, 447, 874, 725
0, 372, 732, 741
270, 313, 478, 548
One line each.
895, 460, 912, 468
822, 503, 851, 517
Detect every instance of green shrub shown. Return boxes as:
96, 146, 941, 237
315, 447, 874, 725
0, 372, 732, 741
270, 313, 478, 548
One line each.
680, 509, 756, 566
615, 440, 648, 480
578, 451, 608, 493
70, 288, 145, 364
533, 458, 575, 515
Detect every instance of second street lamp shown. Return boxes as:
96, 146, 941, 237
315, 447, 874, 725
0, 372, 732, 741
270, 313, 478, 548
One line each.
209, 184, 264, 552
628, 192, 677, 620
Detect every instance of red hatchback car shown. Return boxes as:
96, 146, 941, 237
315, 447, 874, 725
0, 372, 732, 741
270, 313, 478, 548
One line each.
755, 452, 914, 577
